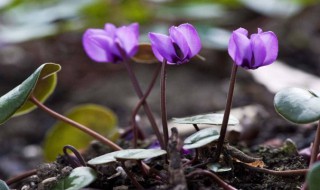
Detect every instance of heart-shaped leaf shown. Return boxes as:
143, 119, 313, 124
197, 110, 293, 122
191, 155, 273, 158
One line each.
43, 104, 119, 161
0, 63, 60, 124
183, 128, 220, 149
88, 149, 167, 164
131, 43, 158, 64
87, 151, 122, 165
0, 180, 10, 190
114, 149, 167, 160
51, 167, 96, 190
274, 87, 320, 124
307, 162, 320, 190
173, 113, 239, 125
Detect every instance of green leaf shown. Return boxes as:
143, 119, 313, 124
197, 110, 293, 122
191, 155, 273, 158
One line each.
183, 128, 220, 149
0, 63, 60, 124
0, 179, 10, 190
274, 87, 320, 124
131, 43, 158, 64
43, 104, 119, 161
88, 149, 167, 164
173, 113, 239, 125
307, 162, 320, 190
51, 167, 96, 190
114, 149, 167, 160
87, 151, 121, 165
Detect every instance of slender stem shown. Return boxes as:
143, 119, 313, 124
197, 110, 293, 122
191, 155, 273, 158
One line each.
193, 124, 200, 131
63, 145, 87, 167
30, 96, 122, 151
131, 63, 162, 147
186, 169, 237, 190
137, 160, 148, 177
118, 159, 144, 190
120, 127, 144, 140
6, 169, 37, 185
161, 59, 169, 150
240, 162, 307, 176
309, 120, 320, 167
116, 44, 165, 149
215, 64, 238, 161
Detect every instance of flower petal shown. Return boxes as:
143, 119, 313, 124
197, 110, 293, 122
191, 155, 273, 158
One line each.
228, 29, 252, 66
251, 34, 267, 68
257, 31, 278, 65
175, 23, 201, 57
104, 23, 117, 38
116, 23, 139, 57
169, 26, 189, 60
148, 32, 178, 63
83, 29, 113, 62
150, 44, 164, 63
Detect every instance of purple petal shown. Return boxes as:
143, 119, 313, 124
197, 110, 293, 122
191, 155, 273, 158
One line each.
228, 29, 252, 66
148, 32, 178, 63
91, 35, 120, 63
256, 31, 278, 65
235, 27, 248, 36
251, 34, 267, 68
104, 23, 117, 38
174, 23, 201, 57
83, 29, 113, 62
169, 26, 189, 60
116, 23, 139, 57
150, 44, 164, 63
150, 45, 176, 65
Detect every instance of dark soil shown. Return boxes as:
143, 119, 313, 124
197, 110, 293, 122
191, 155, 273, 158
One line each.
9, 133, 308, 190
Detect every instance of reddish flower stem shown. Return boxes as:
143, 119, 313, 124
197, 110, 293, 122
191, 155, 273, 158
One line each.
116, 44, 165, 150
186, 169, 237, 190
161, 59, 169, 150
131, 63, 162, 147
30, 95, 122, 151
193, 124, 200, 131
215, 64, 238, 161
6, 169, 37, 186
309, 120, 320, 167
118, 159, 145, 190
240, 162, 307, 176
63, 145, 87, 167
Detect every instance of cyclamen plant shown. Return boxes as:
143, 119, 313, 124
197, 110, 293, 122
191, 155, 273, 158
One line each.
83, 23, 165, 149
0, 22, 316, 190
215, 27, 279, 160
149, 23, 202, 149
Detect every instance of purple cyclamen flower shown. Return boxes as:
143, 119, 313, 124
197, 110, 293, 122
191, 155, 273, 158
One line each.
82, 23, 139, 63
228, 28, 278, 69
148, 23, 201, 64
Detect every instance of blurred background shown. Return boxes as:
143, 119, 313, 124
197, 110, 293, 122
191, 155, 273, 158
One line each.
0, 0, 319, 179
